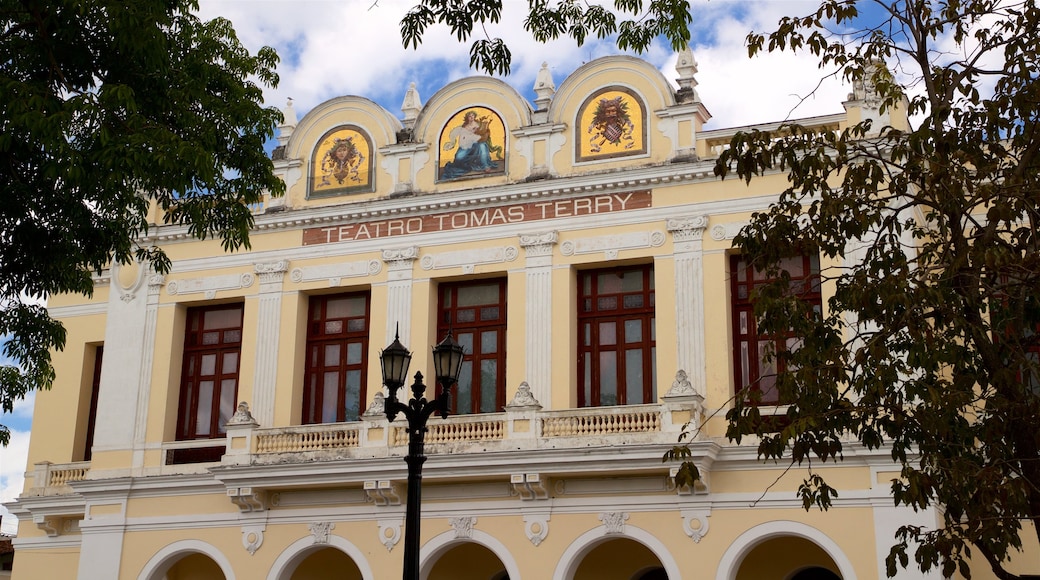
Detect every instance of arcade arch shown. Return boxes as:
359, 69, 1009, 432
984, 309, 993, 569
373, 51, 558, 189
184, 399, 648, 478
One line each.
420, 530, 521, 580
138, 540, 235, 580
266, 535, 374, 580
716, 521, 857, 580
553, 525, 681, 580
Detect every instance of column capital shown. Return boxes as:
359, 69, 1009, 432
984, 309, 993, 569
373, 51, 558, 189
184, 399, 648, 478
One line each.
667, 215, 708, 243
520, 231, 558, 257
254, 259, 289, 289
382, 246, 420, 270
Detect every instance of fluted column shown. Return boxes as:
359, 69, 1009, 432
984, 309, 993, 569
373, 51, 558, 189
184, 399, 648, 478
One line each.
667, 216, 708, 395
251, 260, 289, 427
382, 247, 420, 342
519, 232, 557, 409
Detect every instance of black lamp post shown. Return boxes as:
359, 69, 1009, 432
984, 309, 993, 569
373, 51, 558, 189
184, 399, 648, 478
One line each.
380, 328, 465, 580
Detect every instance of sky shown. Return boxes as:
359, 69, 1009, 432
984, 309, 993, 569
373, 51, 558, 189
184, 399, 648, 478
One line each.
0, 0, 855, 536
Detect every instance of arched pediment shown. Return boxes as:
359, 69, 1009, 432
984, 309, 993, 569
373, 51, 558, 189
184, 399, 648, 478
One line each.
284, 96, 402, 205
550, 55, 676, 123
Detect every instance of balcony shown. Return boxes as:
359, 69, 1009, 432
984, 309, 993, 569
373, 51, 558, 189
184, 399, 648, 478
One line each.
207, 392, 710, 512
19, 389, 707, 501
222, 398, 700, 467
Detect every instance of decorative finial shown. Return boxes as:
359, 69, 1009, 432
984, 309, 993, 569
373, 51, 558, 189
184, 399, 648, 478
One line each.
675, 47, 700, 103
275, 98, 298, 148
402, 82, 422, 123
226, 401, 259, 426
282, 97, 298, 127
533, 62, 556, 111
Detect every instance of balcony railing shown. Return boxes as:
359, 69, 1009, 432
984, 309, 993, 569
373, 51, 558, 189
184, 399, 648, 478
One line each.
223, 395, 702, 467
27, 461, 89, 497
256, 422, 362, 453
23, 391, 703, 495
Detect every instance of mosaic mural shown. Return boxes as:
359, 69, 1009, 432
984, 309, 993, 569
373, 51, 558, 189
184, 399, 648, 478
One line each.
438, 107, 506, 181
310, 126, 373, 196
576, 87, 646, 162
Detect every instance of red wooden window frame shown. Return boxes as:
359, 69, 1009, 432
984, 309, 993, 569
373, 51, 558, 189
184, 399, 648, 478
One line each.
82, 345, 103, 461
578, 264, 656, 407
991, 274, 1040, 391
303, 292, 371, 424
176, 304, 244, 440
730, 254, 821, 405
437, 279, 507, 415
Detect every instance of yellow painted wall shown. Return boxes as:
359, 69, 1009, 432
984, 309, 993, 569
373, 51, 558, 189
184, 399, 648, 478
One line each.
14, 53, 1006, 580
9, 548, 80, 580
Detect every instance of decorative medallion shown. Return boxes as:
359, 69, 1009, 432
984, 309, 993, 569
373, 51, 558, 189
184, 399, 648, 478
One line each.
310, 125, 373, 197
438, 107, 506, 181
576, 87, 646, 162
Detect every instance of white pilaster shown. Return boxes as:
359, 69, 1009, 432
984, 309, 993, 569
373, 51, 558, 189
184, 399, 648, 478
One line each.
130, 273, 164, 473
870, 468, 944, 580
251, 260, 289, 427
667, 216, 708, 396
75, 486, 130, 579
91, 262, 151, 461
520, 232, 557, 409
382, 247, 420, 342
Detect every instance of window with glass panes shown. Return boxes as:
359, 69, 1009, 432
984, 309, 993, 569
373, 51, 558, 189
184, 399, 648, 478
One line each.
304, 292, 370, 423
578, 265, 656, 407
438, 280, 506, 414
731, 254, 821, 404
176, 305, 244, 440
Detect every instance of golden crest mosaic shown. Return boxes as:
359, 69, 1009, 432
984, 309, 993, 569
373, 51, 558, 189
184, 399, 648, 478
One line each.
310, 125, 373, 196
576, 87, 646, 162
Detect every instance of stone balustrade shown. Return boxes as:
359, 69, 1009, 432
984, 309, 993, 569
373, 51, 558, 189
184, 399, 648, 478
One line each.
27, 461, 89, 496
24, 393, 703, 495
224, 395, 702, 466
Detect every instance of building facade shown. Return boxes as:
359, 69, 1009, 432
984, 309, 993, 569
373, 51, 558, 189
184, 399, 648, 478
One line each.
6, 50, 988, 579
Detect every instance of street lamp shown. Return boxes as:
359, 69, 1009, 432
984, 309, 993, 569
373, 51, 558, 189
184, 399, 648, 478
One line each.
380, 328, 465, 580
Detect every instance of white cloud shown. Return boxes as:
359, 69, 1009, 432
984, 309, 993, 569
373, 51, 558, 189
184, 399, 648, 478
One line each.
196, 0, 853, 127
10, 391, 34, 421
0, 391, 33, 535
0, 428, 30, 535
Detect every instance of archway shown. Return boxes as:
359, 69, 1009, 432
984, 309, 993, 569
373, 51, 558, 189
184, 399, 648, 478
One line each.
419, 530, 521, 580
553, 524, 681, 580
267, 536, 374, 580
138, 540, 235, 580
289, 547, 364, 580
734, 536, 842, 579
164, 553, 226, 580
426, 542, 508, 580
570, 537, 667, 580
715, 521, 856, 580
790, 567, 842, 580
